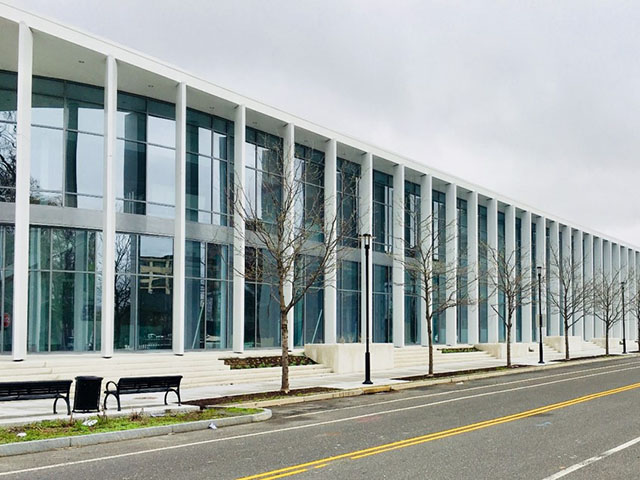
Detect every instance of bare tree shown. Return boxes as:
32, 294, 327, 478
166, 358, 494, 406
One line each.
233, 137, 349, 393
486, 244, 536, 368
397, 205, 473, 376
592, 269, 624, 355
632, 277, 640, 353
547, 247, 592, 360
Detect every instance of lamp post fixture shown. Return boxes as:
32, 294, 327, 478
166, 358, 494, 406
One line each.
621, 281, 627, 354
537, 265, 544, 364
361, 233, 373, 385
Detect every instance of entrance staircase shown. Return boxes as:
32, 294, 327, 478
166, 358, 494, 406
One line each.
393, 346, 501, 370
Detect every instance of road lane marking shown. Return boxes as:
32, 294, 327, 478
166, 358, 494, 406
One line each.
542, 435, 640, 479
238, 382, 640, 480
1, 362, 639, 478
283, 360, 640, 419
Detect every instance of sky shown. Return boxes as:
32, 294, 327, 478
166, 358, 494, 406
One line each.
5, 0, 640, 246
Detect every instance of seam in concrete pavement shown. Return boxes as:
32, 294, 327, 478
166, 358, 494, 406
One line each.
0, 408, 272, 458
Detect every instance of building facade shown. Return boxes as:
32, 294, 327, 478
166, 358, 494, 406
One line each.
0, 5, 638, 362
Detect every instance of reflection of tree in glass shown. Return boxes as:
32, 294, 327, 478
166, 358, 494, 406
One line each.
0, 115, 16, 202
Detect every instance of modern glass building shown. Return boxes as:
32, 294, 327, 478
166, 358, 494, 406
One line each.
0, 5, 638, 365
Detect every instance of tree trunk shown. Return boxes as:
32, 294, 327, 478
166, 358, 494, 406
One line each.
281, 310, 289, 394
637, 319, 640, 353
605, 325, 610, 356
564, 319, 570, 361
506, 323, 511, 368
427, 316, 434, 376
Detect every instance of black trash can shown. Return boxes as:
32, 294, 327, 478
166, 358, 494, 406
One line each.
73, 376, 103, 413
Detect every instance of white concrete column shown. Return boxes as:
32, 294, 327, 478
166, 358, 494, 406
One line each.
283, 122, 295, 351
12, 22, 33, 361
535, 216, 547, 339
635, 251, 640, 344
583, 234, 594, 340
487, 199, 499, 343
445, 183, 457, 345
359, 152, 373, 343
572, 230, 584, 338
629, 249, 637, 343
621, 246, 629, 342
419, 174, 432, 347
467, 191, 479, 344
101, 55, 117, 358
561, 225, 571, 336
323, 139, 338, 344
172, 82, 187, 355
505, 205, 516, 343
232, 105, 246, 353
548, 221, 560, 336
593, 237, 604, 338
612, 244, 621, 338
392, 164, 405, 347
521, 211, 532, 343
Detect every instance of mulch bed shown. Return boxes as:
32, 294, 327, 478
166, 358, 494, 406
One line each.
221, 355, 316, 369
185, 387, 339, 408
393, 364, 526, 381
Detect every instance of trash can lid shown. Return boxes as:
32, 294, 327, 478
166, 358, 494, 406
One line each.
75, 376, 104, 381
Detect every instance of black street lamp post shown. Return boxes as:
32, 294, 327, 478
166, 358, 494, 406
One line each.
537, 265, 544, 364
361, 233, 373, 385
621, 281, 627, 354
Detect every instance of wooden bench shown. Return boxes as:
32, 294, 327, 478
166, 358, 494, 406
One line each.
0, 380, 72, 415
103, 375, 182, 411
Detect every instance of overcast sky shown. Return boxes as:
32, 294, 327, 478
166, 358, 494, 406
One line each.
6, 0, 640, 246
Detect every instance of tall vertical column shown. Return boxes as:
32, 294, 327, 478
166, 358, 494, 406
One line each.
445, 183, 457, 345
505, 205, 516, 343
101, 56, 117, 358
172, 82, 187, 355
604, 240, 613, 338
232, 105, 246, 353
323, 139, 338, 344
635, 252, 640, 344
535, 216, 547, 339
12, 22, 33, 361
520, 211, 532, 343
283, 123, 295, 351
467, 191, 479, 344
613, 244, 622, 338
548, 221, 560, 336
419, 174, 432, 347
572, 230, 583, 338
561, 225, 571, 336
359, 153, 373, 343
487, 199, 499, 343
593, 237, 603, 338
630, 249, 637, 343
583, 234, 594, 340
392, 165, 405, 347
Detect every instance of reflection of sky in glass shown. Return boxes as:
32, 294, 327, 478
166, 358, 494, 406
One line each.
148, 116, 175, 148
77, 106, 104, 135
31, 127, 63, 191
140, 235, 173, 262
147, 145, 175, 206
74, 133, 103, 196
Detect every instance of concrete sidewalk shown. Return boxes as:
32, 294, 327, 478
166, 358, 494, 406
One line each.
1, 345, 634, 428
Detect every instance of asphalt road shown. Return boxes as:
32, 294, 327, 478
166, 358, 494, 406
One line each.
1, 357, 640, 479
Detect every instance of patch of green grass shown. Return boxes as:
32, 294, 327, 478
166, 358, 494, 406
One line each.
0, 407, 259, 445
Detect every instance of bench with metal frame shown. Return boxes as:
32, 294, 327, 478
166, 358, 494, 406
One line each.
103, 375, 182, 411
0, 380, 73, 415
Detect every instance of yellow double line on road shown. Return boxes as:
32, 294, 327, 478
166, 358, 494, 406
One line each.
237, 381, 640, 480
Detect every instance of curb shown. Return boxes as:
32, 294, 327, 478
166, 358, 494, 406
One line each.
0, 408, 271, 457
230, 353, 640, 408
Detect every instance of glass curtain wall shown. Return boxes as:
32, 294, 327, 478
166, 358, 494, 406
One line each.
373, 171, 393, 253
404, 269, 420, 345
337, 260, 360, 343
186, 109, 233, 225
0, 225, 13, 353
244, 247, 280, 348
294, 144, 324, 241
114, 234, 173, 350
498, 211, 506, 342
293, 256, 324, 346
432, 190, 446, 344
27, 227, 102, 352
31, 77, 104, 208
516, 218, 522, 342
116, 92, 175, 218
337, 159, 360, 247
404, 181, 420, 257
531, 222, 537, 341
457, 198, 468, 343
478, 205, 488, 342
184, 241, 232, 350
0, 71, 17, 202
373, 264, 392, 343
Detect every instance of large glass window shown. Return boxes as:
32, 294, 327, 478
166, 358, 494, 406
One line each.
516, 217, 522, 342
0, 71, 17, 202
244, 247, 280, 348
114, 233, 173, 350
405, 269, 420, 345
432, 190, 446, 343
479, 205, 488, 342
27, 227, 102, 352
31, 77, 104, 208
337, 159, 360, 247
116, 92, 175, 218
531, 222, 537, 341
244, 127, 282, 230
186, 109, 233, 225
0, 225, 14, 353
293, 255, 324, 346
185, 241, 232, 349
498, 211, 506, 342
337, 260, 360, 343
457, 198, 468, 343
404, 181, 420, 257
373, 171, 393, 253
373, 264, 392, 342
294, 144, 324, 242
